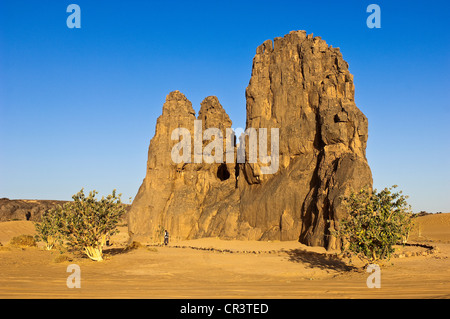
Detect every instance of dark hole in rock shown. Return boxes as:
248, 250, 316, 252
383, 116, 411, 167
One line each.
217, 163, 230, 181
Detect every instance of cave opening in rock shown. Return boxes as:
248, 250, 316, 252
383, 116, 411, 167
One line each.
217, 163, 230, 181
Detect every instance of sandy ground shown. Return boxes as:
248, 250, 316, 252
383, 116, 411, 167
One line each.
0, 214, 449, 299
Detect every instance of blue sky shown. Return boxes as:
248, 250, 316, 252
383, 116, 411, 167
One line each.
0, 0, 449, 212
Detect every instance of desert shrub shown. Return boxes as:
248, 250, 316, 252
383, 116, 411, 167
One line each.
35, 209, 64, 250
9, 235, 37, 248
35, 189, 126, 261
333, 185, 413, 263
414, 211, 430, 217
52, 254, 72, 263
126, 241, 143, 250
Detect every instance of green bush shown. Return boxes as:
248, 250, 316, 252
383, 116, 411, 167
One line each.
35, 209, 64, 250
333, 185, 413, 263
35, 189, 126, 261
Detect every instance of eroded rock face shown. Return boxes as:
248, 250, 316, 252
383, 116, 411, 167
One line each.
128, 31, 372, 249
128, 92, 238, 242
241, 31, 372, 249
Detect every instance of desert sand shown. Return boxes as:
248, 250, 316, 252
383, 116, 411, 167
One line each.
0, 214, 449, 299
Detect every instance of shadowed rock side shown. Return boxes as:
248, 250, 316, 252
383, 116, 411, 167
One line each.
128, 31, 372, 249
241, 31, 372, 249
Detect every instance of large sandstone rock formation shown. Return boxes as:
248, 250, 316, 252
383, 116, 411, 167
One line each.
128, 31, 372, 249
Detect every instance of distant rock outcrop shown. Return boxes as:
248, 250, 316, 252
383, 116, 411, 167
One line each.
0, 198, 131, 223
128, 31, 372, 249
0, 199, 67, 222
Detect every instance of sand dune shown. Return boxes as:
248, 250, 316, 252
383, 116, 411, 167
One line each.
0, 221, 37, 244
410, 213, 450, 243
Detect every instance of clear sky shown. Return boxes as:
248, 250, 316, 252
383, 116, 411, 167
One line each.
0, 0, 449, 212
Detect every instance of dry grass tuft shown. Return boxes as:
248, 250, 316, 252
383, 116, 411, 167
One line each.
53, 254, 72, 263
9, 235, 37, 248
126, 241, 144, 250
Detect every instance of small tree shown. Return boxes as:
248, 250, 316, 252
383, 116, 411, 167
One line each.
333, 185, 413, 263
35, 189, 126, 261
35, 208, 64, 250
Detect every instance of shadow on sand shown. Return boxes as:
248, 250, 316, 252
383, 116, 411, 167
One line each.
103, 247, 132, 256
286, 249, 357, 272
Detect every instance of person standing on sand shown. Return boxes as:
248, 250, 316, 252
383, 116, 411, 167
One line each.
164, 230, 169, 245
